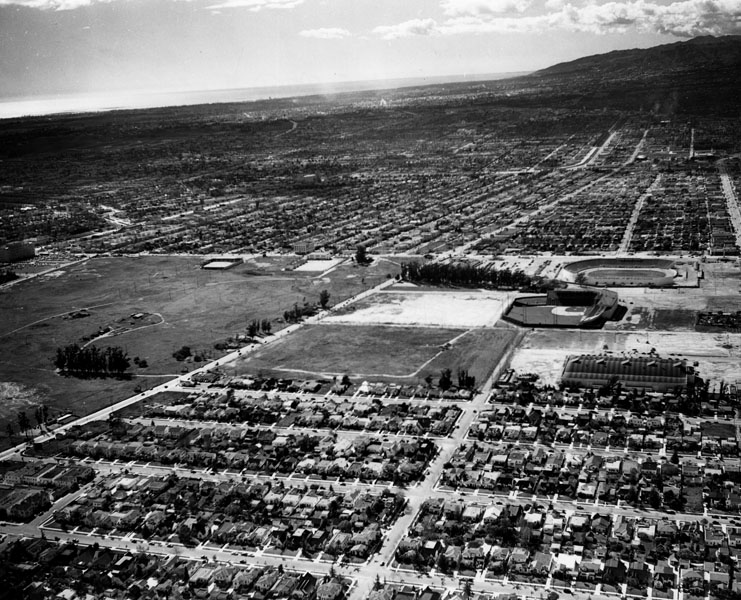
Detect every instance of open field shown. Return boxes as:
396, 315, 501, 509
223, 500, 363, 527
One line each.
0, 255, 398, 441
223, 323, 518, 385
604, 267, 741, 330
323, 288, 515, 328
509, 329, 741, 387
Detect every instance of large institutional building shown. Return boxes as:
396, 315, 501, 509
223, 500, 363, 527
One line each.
561, 354, 691, 392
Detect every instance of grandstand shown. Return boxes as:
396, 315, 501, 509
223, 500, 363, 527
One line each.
503, 288, 620, 329
560, 257, 681, 287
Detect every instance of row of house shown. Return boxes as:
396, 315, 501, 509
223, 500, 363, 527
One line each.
54, 473, 404, 560
3, 537, 348, 600
398, 497, 741, 598
43, 421, 437, 485
142, 390, 461, 437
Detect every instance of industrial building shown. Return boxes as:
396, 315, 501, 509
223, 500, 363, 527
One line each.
561, 354, 691, 392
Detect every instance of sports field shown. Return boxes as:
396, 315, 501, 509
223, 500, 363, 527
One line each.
587, 268, 671, 281
323, 289, 515, 328
224, 324, 518, 385
0, 255, 399, 444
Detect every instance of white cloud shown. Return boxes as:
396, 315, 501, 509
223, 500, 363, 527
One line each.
0, 0, 108, 9
373, 18, 439, 39
553, 0, 741, 36
0, 0, 305, 10
300, 27, 351, 39
373, 0, 741, 38
206, 0, 304, 10
544, 0, 566, 10
443, 0, 533, 15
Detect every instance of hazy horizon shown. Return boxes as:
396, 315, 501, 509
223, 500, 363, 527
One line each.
3, 0, 740, 121
0, 70, 527, 120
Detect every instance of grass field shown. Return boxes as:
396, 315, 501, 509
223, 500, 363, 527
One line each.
0, 254, 399, 444
223, 324, 518, 386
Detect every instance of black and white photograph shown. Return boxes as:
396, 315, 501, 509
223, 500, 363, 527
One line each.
1, 0, 741, 599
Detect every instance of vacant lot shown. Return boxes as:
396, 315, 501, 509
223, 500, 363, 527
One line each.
509, 329, 741, 387
0, 255, 397, 444
323, 288, 515, 328
224, 324, 517, 386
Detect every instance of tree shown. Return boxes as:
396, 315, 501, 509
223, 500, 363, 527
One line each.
439, 368, 453, 392
261, 319, 272, 334
5, 423, 13, 439
172, 346, 192, 361
319, 289, 330, 309
17, 411, 29, 434
355, 245, 368, 265
247, 320, 259, 338
463, 578, 473, 599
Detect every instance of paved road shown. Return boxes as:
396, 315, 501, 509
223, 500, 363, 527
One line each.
619, 173, 662, 253
719, 160, 741, 248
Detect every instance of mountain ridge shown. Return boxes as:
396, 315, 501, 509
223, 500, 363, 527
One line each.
519, 35, 741, 114
533, 35, 741, 79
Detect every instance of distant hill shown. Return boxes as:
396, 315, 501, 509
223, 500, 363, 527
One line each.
525, 35, 741, 114
535, 35, 741, 78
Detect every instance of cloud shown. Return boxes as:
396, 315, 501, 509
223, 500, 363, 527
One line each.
372, 0, 741, 38
373, 18, 439, 39
0, 0, 305, 10
442, 0, 533, 15
205, 0, 304, 10
0, 0, 108, 9
544, 0, 566, 10
554, 0, 741, 36
300, 27, 351, 39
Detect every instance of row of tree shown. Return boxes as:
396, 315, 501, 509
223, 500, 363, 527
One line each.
247, 319, 272, 337
6, 405, 50, 440
283, 302, 318, 324
54, 344, 130, 376
435, 368, 477, 392
400, 261, 533, 289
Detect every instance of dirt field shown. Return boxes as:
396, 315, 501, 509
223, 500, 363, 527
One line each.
323, 288, 516, 328
224, 324, 518, 385
509, 329, 741, 387
0, 255, 399, 443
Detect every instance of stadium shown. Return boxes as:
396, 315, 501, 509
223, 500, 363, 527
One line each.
503, 288, 620, 329
559, 257, 683, 287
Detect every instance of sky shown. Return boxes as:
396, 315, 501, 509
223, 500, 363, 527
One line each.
1, 0, 741, 104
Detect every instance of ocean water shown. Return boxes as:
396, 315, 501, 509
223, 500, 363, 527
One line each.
0, 72, 522, 120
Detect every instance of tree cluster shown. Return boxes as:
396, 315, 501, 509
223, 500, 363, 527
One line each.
457, 368, 476, 390
54, 344, 130, 377
283, 302, 317, 324
247, 319, 272, 337
0, 270, 19, 285
355, 245, 370, 265
172, 346, 192, 361
400, 261, 532, 289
